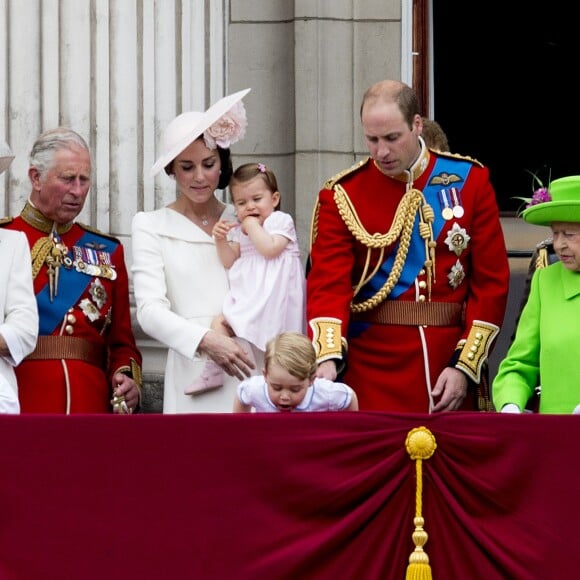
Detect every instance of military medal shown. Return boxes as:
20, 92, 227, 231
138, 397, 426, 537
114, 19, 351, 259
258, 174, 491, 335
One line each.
448, 259, 466, 289
444, 223, 471, 256
73, 245, 117, 279
438, 189, 454, 220
89, 278, 107, 309
451, 187, 464, 218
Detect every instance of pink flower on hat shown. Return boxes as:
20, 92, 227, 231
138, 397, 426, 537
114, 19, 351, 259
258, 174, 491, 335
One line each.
527, 186, 551, 208
204, 101, 248, 150
513, 167, 552, 214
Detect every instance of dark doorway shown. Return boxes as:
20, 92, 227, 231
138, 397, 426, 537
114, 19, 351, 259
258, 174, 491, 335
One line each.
432, 2, 579, 213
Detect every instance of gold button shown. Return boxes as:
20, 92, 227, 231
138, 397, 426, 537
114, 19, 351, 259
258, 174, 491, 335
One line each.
65, 325, 74, 335
418, 281, 427, 289
67, 314, 76, 324
418, 295, 426, 302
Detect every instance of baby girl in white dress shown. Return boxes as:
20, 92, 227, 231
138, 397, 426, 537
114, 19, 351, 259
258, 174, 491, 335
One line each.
186, 163, 306, 395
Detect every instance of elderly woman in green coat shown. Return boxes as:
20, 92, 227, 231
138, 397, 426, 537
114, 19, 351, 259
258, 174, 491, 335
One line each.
493, 175, 580, 414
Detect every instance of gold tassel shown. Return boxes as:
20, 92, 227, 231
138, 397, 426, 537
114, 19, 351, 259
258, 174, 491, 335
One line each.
405, 427, 437, 580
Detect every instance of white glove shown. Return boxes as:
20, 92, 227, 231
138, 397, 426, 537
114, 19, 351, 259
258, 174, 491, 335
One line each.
573, 405, 580, 415
500, 403, 521, 414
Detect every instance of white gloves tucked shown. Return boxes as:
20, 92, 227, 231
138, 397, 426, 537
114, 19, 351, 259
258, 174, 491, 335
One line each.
500, 403, 521, 414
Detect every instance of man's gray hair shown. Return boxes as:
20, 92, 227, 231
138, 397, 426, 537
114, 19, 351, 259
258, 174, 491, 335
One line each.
29, 127, 90, 179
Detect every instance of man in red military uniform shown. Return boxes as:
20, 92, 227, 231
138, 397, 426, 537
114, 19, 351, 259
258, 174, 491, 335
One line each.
307, 80, 509, 413
2, 127, 142, 414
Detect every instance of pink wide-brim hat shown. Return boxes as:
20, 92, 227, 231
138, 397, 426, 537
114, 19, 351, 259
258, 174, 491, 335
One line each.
0, 140, 14, 175
523, 175, 580, 226
150, 88, 251, 177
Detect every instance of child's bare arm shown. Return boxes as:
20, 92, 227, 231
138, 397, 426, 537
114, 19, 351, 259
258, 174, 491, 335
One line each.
213, 220, 240, 268
346, 389, 359, 411
242, 217, 289, 259
233, 395, 252, 413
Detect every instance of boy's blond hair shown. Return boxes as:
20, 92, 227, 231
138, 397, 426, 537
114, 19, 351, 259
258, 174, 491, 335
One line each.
264, 332, 317, 380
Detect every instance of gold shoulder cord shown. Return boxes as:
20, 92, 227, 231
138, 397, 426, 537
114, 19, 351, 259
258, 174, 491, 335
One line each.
333, 185, 436, 313
30, 236, 55, 279
30, 234, 69, 301
535, 247, 550, 270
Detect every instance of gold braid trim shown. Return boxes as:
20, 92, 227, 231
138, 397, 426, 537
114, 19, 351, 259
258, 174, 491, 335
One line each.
333, 185, 435, 312
30, 236, 55, 280
456, 321, 500, 383
435, 149, 484, 168
309, 198, 320, 252
535, 246, 550, 270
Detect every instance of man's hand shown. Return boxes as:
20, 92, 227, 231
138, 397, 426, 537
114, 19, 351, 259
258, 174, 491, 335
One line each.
111, 372, 140, 414
314, 360, 338, 381
430, 367, 468, 412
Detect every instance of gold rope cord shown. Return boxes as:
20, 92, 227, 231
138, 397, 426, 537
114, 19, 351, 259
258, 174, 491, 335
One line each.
30, 236, 54, 280
405, 426, 437, 580
419, 202, 437, 297
333, 185, 435, 312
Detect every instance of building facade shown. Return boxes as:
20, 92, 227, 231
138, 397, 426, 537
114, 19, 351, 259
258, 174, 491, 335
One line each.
0, 2, 531, 409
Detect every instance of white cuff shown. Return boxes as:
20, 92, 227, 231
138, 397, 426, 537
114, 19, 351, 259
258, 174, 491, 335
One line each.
501, 403, 521, 414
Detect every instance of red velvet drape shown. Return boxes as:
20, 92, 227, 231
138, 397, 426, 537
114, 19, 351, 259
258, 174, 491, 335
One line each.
0, 412, 576, 579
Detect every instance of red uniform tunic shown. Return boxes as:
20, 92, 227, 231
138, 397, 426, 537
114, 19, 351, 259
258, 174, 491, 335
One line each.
307, 146, 509, 412
2, 203, 142, 413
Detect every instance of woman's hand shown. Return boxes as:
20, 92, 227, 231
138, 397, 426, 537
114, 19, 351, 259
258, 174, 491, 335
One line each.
199, 331, 255, 380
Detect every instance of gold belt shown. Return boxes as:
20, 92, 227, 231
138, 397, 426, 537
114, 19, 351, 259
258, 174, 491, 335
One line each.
352, 300, 464, 327
26, 336, 105, 368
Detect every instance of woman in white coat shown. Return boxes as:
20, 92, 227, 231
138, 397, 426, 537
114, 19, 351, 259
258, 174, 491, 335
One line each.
0, 140, 39, 413
131, 90, 256, 413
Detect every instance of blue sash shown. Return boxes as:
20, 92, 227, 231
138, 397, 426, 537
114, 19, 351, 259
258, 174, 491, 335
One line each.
37, 231, 118, 335
356, 157, 472, 302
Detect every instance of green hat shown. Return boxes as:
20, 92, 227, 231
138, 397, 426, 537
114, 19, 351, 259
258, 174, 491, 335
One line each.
523, 175, 580, 226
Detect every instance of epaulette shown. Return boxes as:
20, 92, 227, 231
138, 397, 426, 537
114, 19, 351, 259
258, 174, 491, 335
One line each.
78, 222, 120, 242
535, 236, 553, 250
434, 150, 484, 168
323, 157, 370, 189
534, 238, 557, 269
0, 216, 14, 227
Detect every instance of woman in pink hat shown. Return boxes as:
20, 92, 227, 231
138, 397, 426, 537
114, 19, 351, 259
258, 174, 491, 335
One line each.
131, 90, 256, 413
493, 175, 580, 414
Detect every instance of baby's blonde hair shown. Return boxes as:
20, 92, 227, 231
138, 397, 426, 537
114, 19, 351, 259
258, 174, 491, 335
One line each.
264, 332, 317, 380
